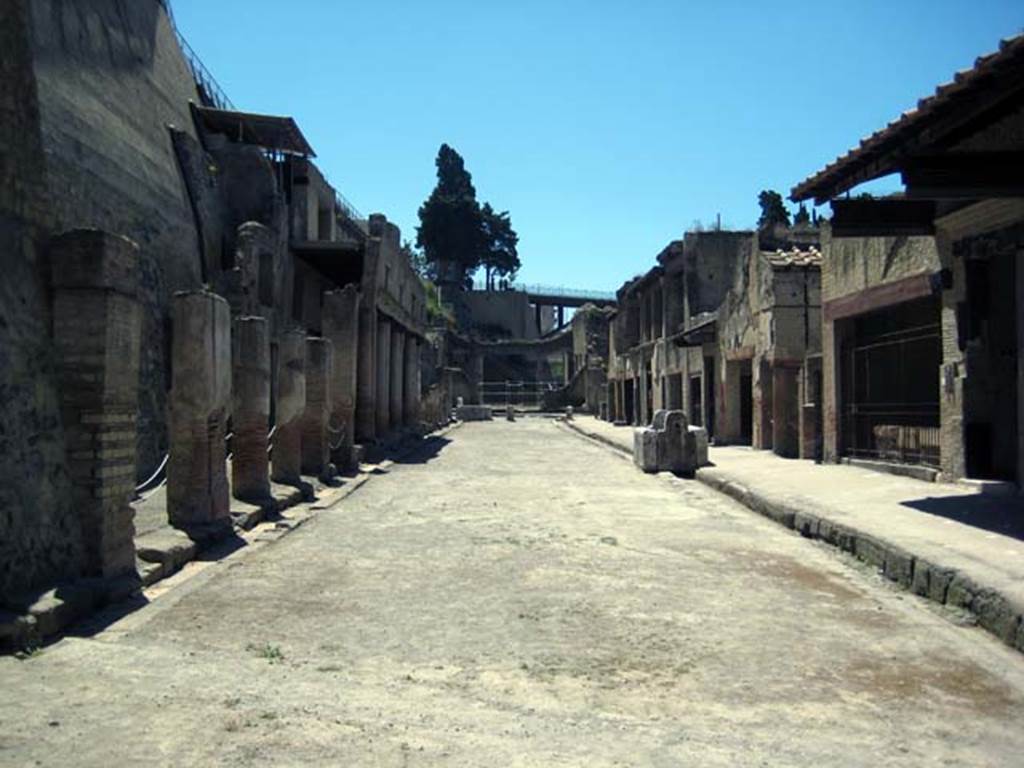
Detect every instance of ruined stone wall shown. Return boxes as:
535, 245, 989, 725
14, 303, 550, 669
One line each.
26, 0, 208, 478
717, 242, 767, 363
462, 290, 536, 339
822, 228, 940, 303
0, 1, 82, 600
682, 231, 755, 317
571, 305, 612, 366
368, 214, 427, 332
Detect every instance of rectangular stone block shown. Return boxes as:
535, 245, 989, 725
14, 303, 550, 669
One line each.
455, 405, 493, 422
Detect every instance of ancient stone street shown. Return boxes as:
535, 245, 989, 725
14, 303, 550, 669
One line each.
3, 420, 1024, 766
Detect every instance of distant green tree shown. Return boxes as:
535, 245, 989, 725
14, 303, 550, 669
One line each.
479, 203, 520, 290
416, 144, 484, 287
793, 203, 811, 226
757, 189, 791, 230
402, 239, 435, 281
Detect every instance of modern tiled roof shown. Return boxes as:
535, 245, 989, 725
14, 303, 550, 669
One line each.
791, 32, 1024, 203
764, 247, 822, 268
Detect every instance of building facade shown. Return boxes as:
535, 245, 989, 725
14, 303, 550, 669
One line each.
606, 230, 822, 459
791, 33, 1024, 487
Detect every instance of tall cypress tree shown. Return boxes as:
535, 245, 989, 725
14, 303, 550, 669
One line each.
757, 189, 791, 230
416, 144, 484, 287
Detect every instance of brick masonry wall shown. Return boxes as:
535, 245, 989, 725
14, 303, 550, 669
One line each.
821, 225, 940, 304
0, 1, 82, 600
28, 0, 207, 480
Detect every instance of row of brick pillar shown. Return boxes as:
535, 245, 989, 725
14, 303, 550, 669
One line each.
357, 315, 422, 442
49, 230, 392, 582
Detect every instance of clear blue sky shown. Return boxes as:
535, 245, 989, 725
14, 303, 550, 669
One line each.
172, 0, 1021, 291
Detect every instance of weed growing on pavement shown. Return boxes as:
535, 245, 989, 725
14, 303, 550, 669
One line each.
247, 642, 284, 664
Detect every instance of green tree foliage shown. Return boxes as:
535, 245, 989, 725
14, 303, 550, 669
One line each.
402, 239, 434, 281
757, 189, 791, 230
416, 144, 484, 286
416, 144, 519, 290
479, 203, 520, 290
793, 203, 811, 226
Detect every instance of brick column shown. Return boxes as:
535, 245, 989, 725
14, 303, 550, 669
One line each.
323, 286, 360, 465
390, 328, 406, 429
51, 230, 141, 578
376, 318, 392, 435
301, 337, 333, 477
271, 330, 306, 485
404, 335, 421, 426
231, 317, 271, 503
168, 291, 232, 531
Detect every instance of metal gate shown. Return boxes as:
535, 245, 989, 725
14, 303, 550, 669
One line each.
842, 321, 941, 467
480, 380, 562, 410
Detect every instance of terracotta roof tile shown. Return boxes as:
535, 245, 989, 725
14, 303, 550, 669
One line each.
791, 32, 1024, 203
764, 247, 822, 268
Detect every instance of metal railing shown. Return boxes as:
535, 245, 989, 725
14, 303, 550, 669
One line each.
334, 188, 364, 225
480, 380, 563, 409
162, 0, 236, 112
844, 416, 941, 467
842, 321, 942, 468
134, 424, 278, 501
471, 280, 616, 301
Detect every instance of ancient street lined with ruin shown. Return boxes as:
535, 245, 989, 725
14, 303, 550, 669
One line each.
4, 1, 1024, 763
5, 419, 1024, 766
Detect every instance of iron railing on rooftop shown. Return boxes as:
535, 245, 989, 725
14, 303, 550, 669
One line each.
334, 189, 364, 224
161, 0, 236, 112
480, 380, 562, 409
163, 1, 365, 224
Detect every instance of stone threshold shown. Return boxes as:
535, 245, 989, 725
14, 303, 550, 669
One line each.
840, 456, 941, 483
560, 418, 1024, 657
1, 421, 461, 654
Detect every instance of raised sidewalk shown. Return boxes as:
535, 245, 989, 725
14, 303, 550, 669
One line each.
564, 415, 1024, 654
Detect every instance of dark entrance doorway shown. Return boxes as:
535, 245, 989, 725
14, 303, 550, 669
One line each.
704, 356, 716, 440
689, 376, 703, 427
740, 360, 753, 444
624, 378, 635, 425
962, 246, 1019, 481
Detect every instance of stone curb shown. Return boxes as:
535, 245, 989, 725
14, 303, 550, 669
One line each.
557, 420, 634, 461
560, 419, 1024, 656
1, 421, 462, 654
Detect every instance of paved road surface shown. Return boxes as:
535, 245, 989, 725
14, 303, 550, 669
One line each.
3, 420, 1024, 766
